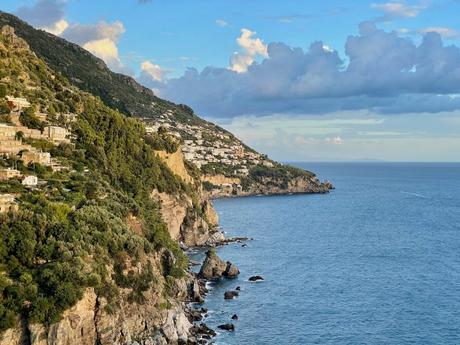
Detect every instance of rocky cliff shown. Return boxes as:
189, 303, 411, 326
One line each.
0, 12, 333, 345
205, 173, 334, 198
0, 253, 199, 345
0, 25, 215, 345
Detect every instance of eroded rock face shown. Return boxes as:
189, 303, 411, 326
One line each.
28, 289, 98, 345
0, 320, 28, 345
155, 150, 193, 184
160, 308, 192, 344
0, 259, 197, 345
198, 250, 239, 280
198, 250, 227, 279
151, 189, 218, 247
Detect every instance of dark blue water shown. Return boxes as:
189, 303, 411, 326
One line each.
190, 163, 460, 344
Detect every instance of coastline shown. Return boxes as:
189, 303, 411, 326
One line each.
182, 180, 335, 344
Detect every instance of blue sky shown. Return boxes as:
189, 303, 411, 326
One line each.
2, 0, 460, 161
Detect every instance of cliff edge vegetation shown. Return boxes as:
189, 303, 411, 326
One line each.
0, 25, 206, 340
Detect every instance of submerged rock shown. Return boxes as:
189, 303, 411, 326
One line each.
224, 291, 239, 300
231, 314, 238, 320
248, 275, 264, 282
218, 324, 235, 332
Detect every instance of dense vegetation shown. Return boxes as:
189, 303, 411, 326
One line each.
0, 26, 189, 331
240, 164, 315, 190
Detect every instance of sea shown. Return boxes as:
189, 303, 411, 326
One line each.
189, 163, 460, 345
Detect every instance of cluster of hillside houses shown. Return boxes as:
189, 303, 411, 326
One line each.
0, 96, 72, 213
143, 111, 273, 173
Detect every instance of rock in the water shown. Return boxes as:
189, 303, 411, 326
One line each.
198, 249, 227, 279
223, 261, 240, 278
231, 314, 238, 320
248, 275, 264, 282
324, 180, 335, 189
191, 323, 217, 338
218, 323, 235, 331
235, 286, 241, 291
198, 250, 239, 280
224, 291, 239, 300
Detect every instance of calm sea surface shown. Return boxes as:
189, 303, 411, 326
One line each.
190, 163, 460, 345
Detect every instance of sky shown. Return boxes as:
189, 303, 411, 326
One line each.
2, 0, 460, 162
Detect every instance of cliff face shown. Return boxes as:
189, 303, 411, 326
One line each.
0, 25, 212, 345
155, 150, 193, 185
0, 253, 197, 345
0, 142, 215, 345
152, 148, 219, 247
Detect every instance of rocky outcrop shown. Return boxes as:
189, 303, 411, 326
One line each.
0, 321, 28, 345
206, 175, 334, 199
150, 189, 219, 247
0, 249, 203, 345
155, 149, 193, 184
198, 250, 239, 280
198, 250, 227, 279
202, 174, 240, 186
152, 148, 220, 248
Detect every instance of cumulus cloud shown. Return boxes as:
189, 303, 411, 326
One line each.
230, 29, 268, 73
15, 0, 129, 74
16, 0, 67, 28
62, 21, 125, 45
371, 1, 427, 19
61, 21, 128, 73
42, 19, 69, 35
151, 22, 460, 118
140, 61, 165, 82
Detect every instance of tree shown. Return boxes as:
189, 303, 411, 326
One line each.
19, 107, 44, 131
0, 100, 9, 115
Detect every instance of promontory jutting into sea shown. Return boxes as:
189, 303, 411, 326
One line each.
0, 1, 459, 345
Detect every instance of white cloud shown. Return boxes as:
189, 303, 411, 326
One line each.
419, 27, 459, 39
157, 22, 460, 118
83, 38, 121, 68
216, 19, 228, 27
140, 61, 165, 82
62, 21, 125, 45
230, 29, 268, 73
61, 21, 128, 73
371, 1, 427, 18
42, 19, 69, 35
